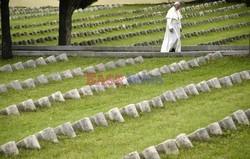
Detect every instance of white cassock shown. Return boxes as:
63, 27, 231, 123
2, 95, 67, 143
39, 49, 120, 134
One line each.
161, 6, 182, 52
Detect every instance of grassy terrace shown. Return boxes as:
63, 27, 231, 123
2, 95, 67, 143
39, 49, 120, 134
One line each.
0, 2, 249, 46
0, 56, 250, 158
0, 1, 250, 158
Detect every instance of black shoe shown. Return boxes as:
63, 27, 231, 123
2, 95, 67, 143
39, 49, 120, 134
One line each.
170, 48, 175, 52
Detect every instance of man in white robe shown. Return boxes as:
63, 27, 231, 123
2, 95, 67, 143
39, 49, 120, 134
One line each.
161, 2, 182, 52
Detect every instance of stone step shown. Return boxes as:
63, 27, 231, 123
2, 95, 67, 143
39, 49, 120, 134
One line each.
1, 50, 248, 58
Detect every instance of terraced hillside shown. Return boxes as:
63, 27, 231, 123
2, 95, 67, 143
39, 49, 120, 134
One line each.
0, 51, 250, 159
0, 1, 249, 46
0, 1, 250, 159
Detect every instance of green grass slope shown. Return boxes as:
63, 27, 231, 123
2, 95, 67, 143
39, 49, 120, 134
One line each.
0, 56, 250, 158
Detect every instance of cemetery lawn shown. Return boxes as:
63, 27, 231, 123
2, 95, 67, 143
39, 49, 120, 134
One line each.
1, 2, 249, 46
0, 56, 250, 158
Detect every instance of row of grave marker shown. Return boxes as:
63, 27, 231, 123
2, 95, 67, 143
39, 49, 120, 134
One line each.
0, 51, 222, 116
6, 4, 124, 21
0, 51, 224, 117
9, 4, 124, 16
0, 68, 249, 156
0, 53, 68, 73
124, 108, 250, 159
0, 51, 225, 116
8, 1, 234, 46
199, 33, 250, 46
0, 56, 144, 94
6, 0, 225, 31
75, 17, 248, 47
11, 2, 240, 46
9, 2, 231, 45
0, 56, 145, 115
133, 20, 250, 46
71, 4, 247, 46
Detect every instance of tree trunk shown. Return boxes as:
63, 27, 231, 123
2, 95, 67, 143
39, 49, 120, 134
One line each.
58, 0, 73, 45
1, 0, 13, 59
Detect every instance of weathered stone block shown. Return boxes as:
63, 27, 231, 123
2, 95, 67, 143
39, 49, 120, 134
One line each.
71, 67, 84, 76
205, 53, 215, 61
148, 68, 161, 77
78, 86, 93, 96
169, 63, 181, 73
196, 56, 207, 65
5, 105, 20, 115
0, 141, 19, 156
134, 56, 144, 63
35, 57, 47, 66
95, 63, 106, 72
107, 107, 125, 122
54, 122, 76, 138
206, 122, 223, 135
83, 66, 96, 73
55, 53, 68, 61
137, 70, 149, 80
34, 97, 51, 107
17, 135, 41, 149
162, 91, 176, 102
47, 73, 62, 81
48, 91, 65, 102
141, 146, 160, 159
104, 61, 116, 70
230, 73, 242, 84
188, 128, 211, 141
186, 59, 199, 68
219, 76, 233, 87
178, 60, 190, 70
239, 70, 250, 80
63, 89, 81, 99
0, 84, 8, 93
0, 64, 13, 72
213, 51, 223, 59
23, 60, 36, 68
90, 112, 108, 127
17, 99, 36, 111
175, 133, 193, 149
115, 59, 126, 67
155, 139, 179, 155
135, 101, 151, 113
196, 81, 211, 92
245, 109, 250, 119
174, 87, 188, 99
21, 78, 36, 89
11, 62, 24, 71
218, 116, 237, 130
121, 104, 139, 117
152, 96, 164, 108
125, 58, 135, 65
72, 117, 94, 132
207, 77, 221, 89
231, 110, 249, 125
60, 70, 73, 79
34, 75, 48, 85
159, 65, 171, 74
123, 151, 140, 159
45, 55, 57, 63
91, 84, 105, 93
185, 84, 199, 96
35, 127, 58, 143
115, 76, 129, 86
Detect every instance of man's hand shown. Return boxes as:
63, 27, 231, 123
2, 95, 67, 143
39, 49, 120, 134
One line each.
169, 28, 174, 32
